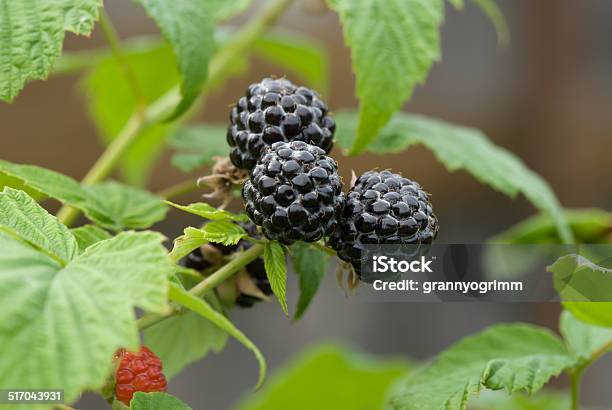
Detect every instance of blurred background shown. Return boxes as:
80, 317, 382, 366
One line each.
1, 0, 611, 408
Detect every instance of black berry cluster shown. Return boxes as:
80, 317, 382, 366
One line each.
242, 140, 345, 244
329, 170, 439, 275
183, 222, 272, 308
227, 77, 336, 170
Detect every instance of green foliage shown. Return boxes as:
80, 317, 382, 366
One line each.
469, 390, 571, 410
168, 125, 228, 172
386, 324, 574, 410
81, 42, 179, 186
327, 0, 444, 155
134, 0, 225, 119
236, 344, 411, 410
0, 0, 102, 102
167, 201, 249, 222
0, 225, 170, 407
144, 309, 228, 379
131, 392, 192, 410
71, 225, 112, 251
0, 187, 78, 264
168, 282, 267, 388
291, 242, 329, 320
170, 227, 209, 262
199, 221, 248, 245
0, 160, 168, 230
549, 254, 612, 328
560, 310, 612, 362
491, 209, 612, 244
335, 111, 573, 243
264, 241, 288, 315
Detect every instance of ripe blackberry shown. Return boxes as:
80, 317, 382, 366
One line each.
329, 170, 438, 275
227, 77, 336, 170
114, 346, 167, 406
243, 141, 345, 245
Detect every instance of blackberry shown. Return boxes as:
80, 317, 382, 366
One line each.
182, 221, 272, 307
227, 77, 336, 170
243, 141, 345, 244
329, 170, 438, 275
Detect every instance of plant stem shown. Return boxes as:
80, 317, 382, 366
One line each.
56, 0, 293, 226
570, 367, 583, 410
98, 9, 146, 113
137, 243, 264, 330
156, 178, 198, 199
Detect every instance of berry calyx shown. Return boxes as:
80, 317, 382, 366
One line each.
114, 346, 167, 406
227, 77, 336, 170
329, 170, 439, 275
243, 140, 345, 245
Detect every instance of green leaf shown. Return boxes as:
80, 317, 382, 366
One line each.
448, 0, 464, 9
168, 125, 228, 172
216, 0, 253, 21
327, 0, 444, 154
167, 201, 249, 222
386, 324, 574, 410
560, 310, 612, 363
85, 181, 168, 231
236, 344, 410, 410
0, 0, 102, 102
134, 0, 225, 119
491, 209, 612, 244
471, 0, 510, 46
254, 31, 329, 96
264, 241, 288, 315
470, 390, 571, 410
170, 227, 208, 263
168, 283, 267, 388
549, 254, 612, 328
0, 231, 170, 406
0, 188, 77, 264
131, 392, 192, 410
144, 308, 228, 379
81, 42, 179, 186
200, 221, 247, 245
291, 242, 329, 320
71, 225, 112, 251
335, 111, 573, 243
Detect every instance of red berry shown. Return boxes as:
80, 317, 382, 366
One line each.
114, 346, 167, 405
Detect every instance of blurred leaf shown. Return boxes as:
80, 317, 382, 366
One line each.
0, 231, 169, 407
131, 392, 192, 410
448, 0, 464, 9
216, 0, 254, 21
549, 254, 612, 328
0, 172, 45, 201
85, 181, 168, 231
236, 344, 410, 410
386, 324, 574, 410
0, 188, 78, 264
168, 282, 267, 388
71, 225, 112, 251
134, 0, 229, 119
254, 31, 329, 96
471, 0, 510, 46
469, 390, 571, 410
327, 0, 444, 155
0, 0, 102, 102
81, 43, 180, 186
335, 111, 574, 243
491, 209, 612, 244
291, 242, 329, 320
144, 308, 228, 379
560, 310, 612, 362
264, 241, 288, 315
167, 201, 249, 222
168, 125, 228, 172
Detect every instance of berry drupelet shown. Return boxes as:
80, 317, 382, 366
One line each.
227, 77, 336, 170
114, 346, 167, 406
243, 140, 345, 245
329, 170, 438, 275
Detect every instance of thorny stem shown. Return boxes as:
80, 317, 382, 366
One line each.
56, 0, 293, 226
137, 243, 264, 330
569, 341, 611, 410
